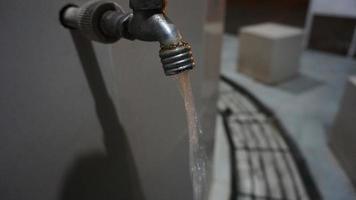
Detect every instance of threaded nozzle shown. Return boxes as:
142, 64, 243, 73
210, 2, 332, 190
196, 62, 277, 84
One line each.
159, 41, 195, 76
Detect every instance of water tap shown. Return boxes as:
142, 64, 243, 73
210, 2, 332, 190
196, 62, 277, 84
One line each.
60, 0, 195, 76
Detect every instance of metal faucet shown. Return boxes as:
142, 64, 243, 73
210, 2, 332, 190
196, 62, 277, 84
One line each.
60, 0, 195, 76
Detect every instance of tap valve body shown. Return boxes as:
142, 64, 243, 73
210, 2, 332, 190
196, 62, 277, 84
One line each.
60, 0, 195, 76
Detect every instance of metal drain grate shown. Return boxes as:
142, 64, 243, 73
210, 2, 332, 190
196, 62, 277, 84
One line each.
218, 76, 321, 200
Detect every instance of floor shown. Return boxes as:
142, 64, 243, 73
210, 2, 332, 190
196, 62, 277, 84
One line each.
209, 34, 356, 200
219, 78, 317, 199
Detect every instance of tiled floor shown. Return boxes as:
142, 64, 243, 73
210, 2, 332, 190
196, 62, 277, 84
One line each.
209, 34, 356, 200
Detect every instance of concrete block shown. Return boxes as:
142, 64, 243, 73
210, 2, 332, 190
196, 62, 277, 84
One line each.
330, 76, 356, 188
238, 23, 303, 84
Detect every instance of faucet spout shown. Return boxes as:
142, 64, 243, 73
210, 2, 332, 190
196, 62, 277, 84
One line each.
60, 0, 195, 76
127, 10, 195, 75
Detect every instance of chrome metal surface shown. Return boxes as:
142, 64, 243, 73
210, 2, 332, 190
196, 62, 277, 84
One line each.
60, 0, 195, 75
159, 41, 195, 76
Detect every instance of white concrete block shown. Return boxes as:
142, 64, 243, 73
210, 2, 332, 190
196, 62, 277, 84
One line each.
238, 23, 303, 84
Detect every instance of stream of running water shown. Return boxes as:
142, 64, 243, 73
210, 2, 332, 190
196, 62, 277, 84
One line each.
176, 71, 208, 200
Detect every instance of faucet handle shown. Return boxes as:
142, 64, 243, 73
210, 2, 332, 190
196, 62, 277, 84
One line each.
61, 1, 125, 43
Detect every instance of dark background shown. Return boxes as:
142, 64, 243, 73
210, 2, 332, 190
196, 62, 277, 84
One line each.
224, 0, 356, 57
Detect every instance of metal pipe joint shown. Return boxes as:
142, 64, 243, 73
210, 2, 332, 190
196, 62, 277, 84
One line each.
60, 0, 195, 76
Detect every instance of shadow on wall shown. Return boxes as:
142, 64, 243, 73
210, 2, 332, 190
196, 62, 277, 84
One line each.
60, 31, 145, 200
